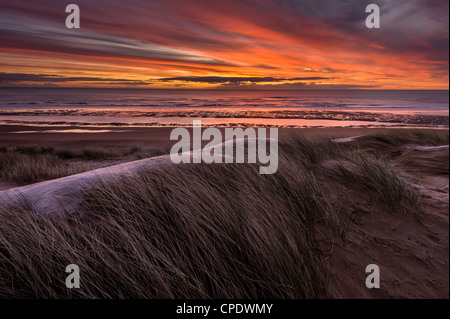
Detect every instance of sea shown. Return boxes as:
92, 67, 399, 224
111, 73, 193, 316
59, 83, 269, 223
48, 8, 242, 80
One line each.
0, 88, 448, 128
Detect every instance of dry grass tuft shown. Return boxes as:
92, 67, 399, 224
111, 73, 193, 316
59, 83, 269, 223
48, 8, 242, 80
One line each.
0, 145, 171, 184
0, 129, 444, 298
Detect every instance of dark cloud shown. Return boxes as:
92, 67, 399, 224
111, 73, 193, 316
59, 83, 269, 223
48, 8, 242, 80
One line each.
236, 82, 378, 90
282, 0, 449, 64
300, 68, 339, 73
0, 73, 147, 85
253, 65, 280, 70
157, 76, 331, 83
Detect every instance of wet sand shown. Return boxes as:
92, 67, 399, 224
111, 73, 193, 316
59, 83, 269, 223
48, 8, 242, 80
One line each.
1, 124, 446, 149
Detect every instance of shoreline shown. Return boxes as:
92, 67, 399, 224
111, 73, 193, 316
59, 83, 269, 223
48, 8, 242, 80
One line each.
1, 124, 448, 149
1, 108, 448, 128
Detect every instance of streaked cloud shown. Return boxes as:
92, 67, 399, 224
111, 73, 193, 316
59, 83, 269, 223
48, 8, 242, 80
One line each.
0, 11, 234, 66
156, 76, 331, 83
0, 0, 447, 89
0, 72, 148, 85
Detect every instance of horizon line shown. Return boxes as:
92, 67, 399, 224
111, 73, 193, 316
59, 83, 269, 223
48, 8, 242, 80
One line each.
0, 87, 448, 91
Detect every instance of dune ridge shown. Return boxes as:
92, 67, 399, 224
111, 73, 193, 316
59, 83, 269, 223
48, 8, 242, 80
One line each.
0, 155, 172, 215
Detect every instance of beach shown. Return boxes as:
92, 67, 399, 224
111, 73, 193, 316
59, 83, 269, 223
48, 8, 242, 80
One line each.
0, 124, 448, 298
1, 124, 447, 148
0, 91, 448, 299
0, 124, 421, 189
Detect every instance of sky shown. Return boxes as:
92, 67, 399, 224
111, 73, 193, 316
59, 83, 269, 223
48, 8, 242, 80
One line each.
0, 0, 448, 89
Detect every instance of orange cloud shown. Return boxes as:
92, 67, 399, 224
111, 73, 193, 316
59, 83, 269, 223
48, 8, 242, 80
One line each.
0, 0, 448, 89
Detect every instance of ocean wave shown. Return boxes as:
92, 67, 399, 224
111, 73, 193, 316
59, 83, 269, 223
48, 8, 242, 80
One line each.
0, 109, 448, 127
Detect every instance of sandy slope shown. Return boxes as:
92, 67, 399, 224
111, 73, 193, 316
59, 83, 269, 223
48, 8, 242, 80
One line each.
318, 144, 449, 298
0, 137, 448, 298
0, 138, 240, 214
0, 155, 172, 214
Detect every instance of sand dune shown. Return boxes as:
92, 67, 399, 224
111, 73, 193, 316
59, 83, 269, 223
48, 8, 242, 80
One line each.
318, 144, 449, 298
0, 155, 172, 215
0, 134, 448, 298
0, 138, 257, 214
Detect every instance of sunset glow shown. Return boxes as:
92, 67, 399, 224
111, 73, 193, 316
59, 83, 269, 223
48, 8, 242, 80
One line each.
0, 0, 448, 89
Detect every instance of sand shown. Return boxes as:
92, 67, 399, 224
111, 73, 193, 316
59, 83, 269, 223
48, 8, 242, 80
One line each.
318, 143, 449, 298
1, 124, 437, 148
0, 125, 448, 298
0, 154, 172, 215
